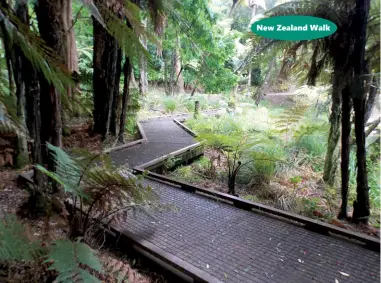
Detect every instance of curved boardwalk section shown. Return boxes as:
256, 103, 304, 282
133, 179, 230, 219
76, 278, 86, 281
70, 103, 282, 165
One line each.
110, 118, 195, 168
110, 117, 380, 283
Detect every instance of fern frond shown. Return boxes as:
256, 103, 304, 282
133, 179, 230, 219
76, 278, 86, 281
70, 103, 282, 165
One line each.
0, 6, 74, 94
102, 256, 148, 283
273, 104, 309, 133
0, 215, 43, 262
36, 144, 158, 236
46, 239, 103, 283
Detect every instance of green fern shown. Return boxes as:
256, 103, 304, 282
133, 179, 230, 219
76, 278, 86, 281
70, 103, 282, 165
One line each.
0, 215, 105, 283
46, 239, 103, 283
273, 104, 309, 134
36, 143, 157, 237
0, 215, 43, 262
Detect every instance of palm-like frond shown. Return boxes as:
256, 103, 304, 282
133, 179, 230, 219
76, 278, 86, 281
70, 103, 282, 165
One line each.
36, 144, 158, 236
46, 239, 103, 283
0, 4, 74, 94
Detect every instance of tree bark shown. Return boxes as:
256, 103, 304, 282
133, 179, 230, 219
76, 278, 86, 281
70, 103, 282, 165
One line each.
364, 76, 379, 123
247, 68, 252, 96
338, 86, 352, 219
138, 22, 148, 96
130, 68, 138, 88
93, 15, 121, 138
0, 0, 14, 96
365, 117, 380, 138
352, 0, 371, 224
35, 0, 65, 169
323, 70, 343, 188
14, 53, 29, 168
0, 0, 29, 168
174, 34, 184, 94
255, 57, 276, 105
109, 48, 122, 136
14, 0, 44, 186
62, 0, 79, 98
119, 58, 132, 143
169, 50, 176, 95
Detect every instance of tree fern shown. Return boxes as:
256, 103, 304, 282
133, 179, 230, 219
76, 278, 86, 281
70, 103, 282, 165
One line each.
46, 239, 103, 283
36, 143, 157, 238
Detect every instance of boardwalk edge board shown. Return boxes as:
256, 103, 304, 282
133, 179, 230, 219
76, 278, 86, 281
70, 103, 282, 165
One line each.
105, 225, 225, 283
136, 142, 203, 170
132, 168, 380, 252
173, 118, 198, 137
139, 108, 221, 123
103, 121, 149, 154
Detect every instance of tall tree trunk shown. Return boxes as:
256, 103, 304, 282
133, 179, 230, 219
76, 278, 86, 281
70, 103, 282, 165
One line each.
0, 0, 14, 96
364, 76, 379, 123
93, 16, 121, 138
0, 0, 29, 168
14, 55, 29, 168
119, 58, 132, 143
174, 34, 184, 94
62, 0, 79, 98
169, 51, 176, 95
15, 0, 43, 186
138, 21, 148, 96
35, 0, 65, 170
323, 70, 343, 187
110, 48, 122, 136
247, 69, 252, 96
130, 68, 138, 88
338, 86, 352, 219
352, 0, 371, 224
255, 57, 276, 105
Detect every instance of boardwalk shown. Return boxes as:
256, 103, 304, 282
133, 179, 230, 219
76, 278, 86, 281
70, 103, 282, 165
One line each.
110, 116, 380, 283
110, 118, 195, 168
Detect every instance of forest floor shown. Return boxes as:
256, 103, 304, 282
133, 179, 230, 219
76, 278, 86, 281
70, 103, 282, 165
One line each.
0, 170, 168, 283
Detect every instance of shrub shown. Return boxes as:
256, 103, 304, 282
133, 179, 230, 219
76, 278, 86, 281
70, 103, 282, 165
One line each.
163, 97, 176, 113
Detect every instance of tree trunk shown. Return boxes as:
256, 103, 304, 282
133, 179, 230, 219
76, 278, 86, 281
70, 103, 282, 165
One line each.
93, 16, 121, 138
35, 0, 65, 168
110, 48, 122, 136
365, 117, 380, 138
138, 22, 148, 96
352, 0, 371, 224
119, 58, 132, 143
323, 70, 343, 188
338, 86, 352, 219
247, 69, 252, 96
0, 0, 14, 96
364, 76, 379, 123
14, 0, 44, 186
14, 56, 29, 168
174, 35, 184, 94
62, 0, 79, 98
0, 0, 29, 168
169, 50, 177, 95
130, 68, 138, 88
255, 57, 276, 105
